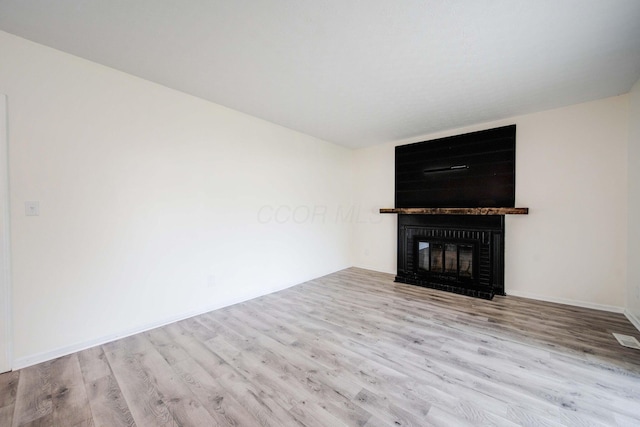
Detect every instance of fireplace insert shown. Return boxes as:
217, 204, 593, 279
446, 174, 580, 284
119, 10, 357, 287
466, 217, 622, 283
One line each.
397, 214, 504, 299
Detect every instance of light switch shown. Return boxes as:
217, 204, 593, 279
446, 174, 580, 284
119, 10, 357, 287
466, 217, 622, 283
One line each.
25, 201, 39, 216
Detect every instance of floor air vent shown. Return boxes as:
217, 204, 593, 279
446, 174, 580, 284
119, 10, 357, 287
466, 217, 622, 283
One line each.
612, 333, 640, 350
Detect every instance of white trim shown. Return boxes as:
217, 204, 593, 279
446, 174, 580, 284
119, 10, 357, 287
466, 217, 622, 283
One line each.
506, 289, 624, 313
0, 94, 11, 373
12, 282, 298, 370
625, 310, 640, 333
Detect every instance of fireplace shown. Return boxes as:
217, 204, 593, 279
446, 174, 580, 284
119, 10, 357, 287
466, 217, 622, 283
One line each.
381, 125, 528, 299
397, 214, 504, 299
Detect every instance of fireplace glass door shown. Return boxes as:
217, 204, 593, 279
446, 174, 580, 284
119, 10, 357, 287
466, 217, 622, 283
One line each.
417, 240, 475, 280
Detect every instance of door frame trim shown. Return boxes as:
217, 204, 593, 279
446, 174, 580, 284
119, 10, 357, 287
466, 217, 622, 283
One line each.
0, 94, 12, 373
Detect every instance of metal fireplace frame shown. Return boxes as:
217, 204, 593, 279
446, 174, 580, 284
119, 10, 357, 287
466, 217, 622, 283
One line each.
395, 214, 505, 299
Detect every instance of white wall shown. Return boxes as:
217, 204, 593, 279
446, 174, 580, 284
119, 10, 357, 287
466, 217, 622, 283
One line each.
627, 78, 640, 327
353, 95, 629, 310
0, 31, 353, 367
1, 29, 637, 368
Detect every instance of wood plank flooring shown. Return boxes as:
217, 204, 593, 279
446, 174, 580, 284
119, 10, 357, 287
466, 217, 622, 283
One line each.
2, 268, 640, 426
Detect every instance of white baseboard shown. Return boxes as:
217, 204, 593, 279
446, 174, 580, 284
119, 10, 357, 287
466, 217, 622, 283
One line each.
13, 270, 637, 370
12, 283, 297, 370
506, 290, 624, 313
624, 310, 640, 333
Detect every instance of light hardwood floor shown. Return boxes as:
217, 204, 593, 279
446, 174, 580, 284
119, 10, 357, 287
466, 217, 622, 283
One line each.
2, 268, 640, 426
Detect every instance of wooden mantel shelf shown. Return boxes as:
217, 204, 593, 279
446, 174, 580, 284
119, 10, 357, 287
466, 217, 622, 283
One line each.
380, 207, 529, 215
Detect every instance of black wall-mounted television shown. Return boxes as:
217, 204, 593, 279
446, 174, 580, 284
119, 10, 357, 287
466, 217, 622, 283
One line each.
395, 125, 516, 208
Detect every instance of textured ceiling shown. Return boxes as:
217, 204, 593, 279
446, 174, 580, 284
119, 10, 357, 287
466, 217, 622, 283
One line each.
1, 0, 639, 148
